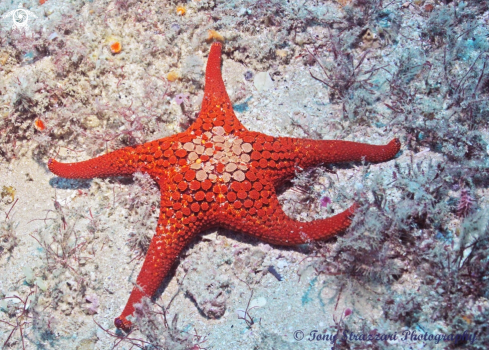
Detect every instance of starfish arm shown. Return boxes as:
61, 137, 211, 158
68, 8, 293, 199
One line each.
291, 137, 401, 166
191, 42, 247, 134
261, 137, 400, 184
48, 147, 140, 179
221, 186, 357, 246
114, 200, 202, 331
204, 42, 228, 101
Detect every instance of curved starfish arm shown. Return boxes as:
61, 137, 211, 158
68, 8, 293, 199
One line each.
48, 147, 140, 179
221, 191, 358, 246
114, 213, 198, 331
291, 137, 401, 167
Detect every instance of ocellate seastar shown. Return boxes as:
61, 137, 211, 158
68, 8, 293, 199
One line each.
48, 42, 401, 331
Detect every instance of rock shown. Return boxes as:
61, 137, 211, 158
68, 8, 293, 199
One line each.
254, 72, 274, 92
249, 297, 267, 309
76, 337, 97, 350
82, 115, 100, 129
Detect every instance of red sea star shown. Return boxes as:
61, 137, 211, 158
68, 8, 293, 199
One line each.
48, 42, 401, 331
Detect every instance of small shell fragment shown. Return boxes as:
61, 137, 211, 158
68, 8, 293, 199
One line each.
176, 6, 186, 15
167, 71, 179, 82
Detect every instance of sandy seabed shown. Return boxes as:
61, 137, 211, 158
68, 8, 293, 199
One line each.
1, 0, 488, 349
